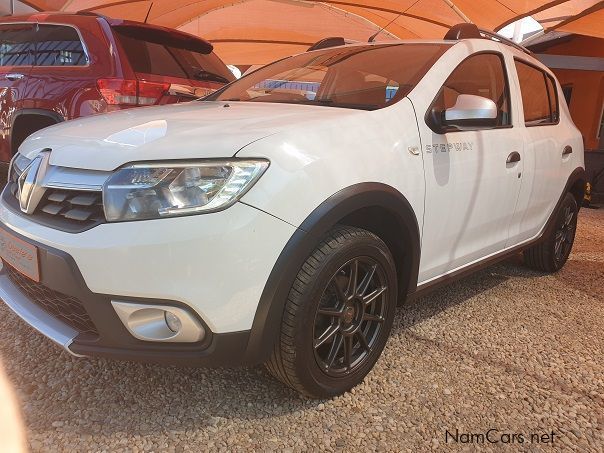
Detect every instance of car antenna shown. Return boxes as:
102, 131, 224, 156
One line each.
368, 13, 402, 42
144, 2, 154, 24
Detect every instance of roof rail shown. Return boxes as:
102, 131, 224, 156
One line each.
307, 37, 346, 52
444, 23, 531, 55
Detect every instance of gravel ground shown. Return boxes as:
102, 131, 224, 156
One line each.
0, 208, 602, 452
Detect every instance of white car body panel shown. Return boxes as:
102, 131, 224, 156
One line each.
237, 97, 425, 232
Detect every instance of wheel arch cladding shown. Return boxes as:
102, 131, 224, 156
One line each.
244, 182, 421, 364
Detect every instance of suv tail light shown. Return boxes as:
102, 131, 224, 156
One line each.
97, 79, 170, 106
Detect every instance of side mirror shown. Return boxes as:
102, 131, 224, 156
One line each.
443, 94, 498, 130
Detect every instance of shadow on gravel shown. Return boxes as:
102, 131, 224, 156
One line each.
393, 256, 536, 333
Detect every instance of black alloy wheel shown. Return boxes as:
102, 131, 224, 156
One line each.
524, 192, 578, 272
553, 203, 576, 266
313, 257, 388, 377
266, 226, 397, 398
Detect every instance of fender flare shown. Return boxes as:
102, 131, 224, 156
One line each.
243, 182, 421, 364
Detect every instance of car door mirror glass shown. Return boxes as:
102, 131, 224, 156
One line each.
443, 94, 498, 130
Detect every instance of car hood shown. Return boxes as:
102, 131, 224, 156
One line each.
19, 101, 363, 172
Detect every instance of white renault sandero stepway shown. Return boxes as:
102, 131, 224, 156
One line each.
0, 24, 585, 398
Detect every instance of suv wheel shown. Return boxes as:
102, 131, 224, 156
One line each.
524, 192, 578, 272
266, 226, 397, 398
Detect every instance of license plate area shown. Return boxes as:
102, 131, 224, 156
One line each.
0, 229, 40, 282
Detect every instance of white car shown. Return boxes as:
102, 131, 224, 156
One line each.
0, 24, 585, 398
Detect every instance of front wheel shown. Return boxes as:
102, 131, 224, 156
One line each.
524, 192, 578, 272
265, 226, 397, 398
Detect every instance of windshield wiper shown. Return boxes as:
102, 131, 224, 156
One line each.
194, 69, 230, 84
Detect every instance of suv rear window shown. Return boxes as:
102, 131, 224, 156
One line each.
114, 26, 234, 83
0, 24, 35, 66
35, 25, 88, 66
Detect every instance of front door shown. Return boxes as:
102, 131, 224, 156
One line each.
411, 49, 523, 283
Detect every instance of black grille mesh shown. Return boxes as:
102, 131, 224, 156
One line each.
4, 262, 98, 337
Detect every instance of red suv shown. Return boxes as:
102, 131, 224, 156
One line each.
0, 12, 234, 171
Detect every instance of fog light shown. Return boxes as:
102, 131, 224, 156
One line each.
111, 301, 205, 343
165, 311, 182, 333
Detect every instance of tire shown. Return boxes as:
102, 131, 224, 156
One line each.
265, 226, 398, 398
524, 192, 578, 272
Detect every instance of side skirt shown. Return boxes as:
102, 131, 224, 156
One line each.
407, 237, 537, 302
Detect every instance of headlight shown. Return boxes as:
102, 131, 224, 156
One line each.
103, 159, 269, 222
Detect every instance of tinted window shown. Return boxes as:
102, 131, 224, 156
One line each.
35, 25, 87, 66
210, 44, 450, 110
545, 75, 559, 122
115, 29, 233, 82
431, 53, 511, 128
515, 60, 558, 126
0, 24, 34, 67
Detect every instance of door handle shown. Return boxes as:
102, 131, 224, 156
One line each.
5, 73, 25, 81
562, 146, 573, 156
506, 151, 521, 164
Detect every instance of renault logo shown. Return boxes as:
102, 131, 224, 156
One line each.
17, 150, 51, 214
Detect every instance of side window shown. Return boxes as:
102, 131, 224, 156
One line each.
431, 53, 511, 130
0, 24, 35, 67
35, 25, 88, 67
514, 60, 558, 126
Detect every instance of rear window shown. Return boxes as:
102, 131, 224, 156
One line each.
114, 27, 234, 83
209, 43, 450, 110
35, 24, 88, 66
0, 24, 35, 66
515, 59, 559, 126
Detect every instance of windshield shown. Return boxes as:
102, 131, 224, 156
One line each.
208, 43, 450, 110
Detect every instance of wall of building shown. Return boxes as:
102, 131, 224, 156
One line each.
536, 35, 604, 152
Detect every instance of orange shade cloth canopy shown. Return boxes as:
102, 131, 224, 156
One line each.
16, 0, 604, 64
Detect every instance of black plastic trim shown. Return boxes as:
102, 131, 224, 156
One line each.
244, 183, 421, 364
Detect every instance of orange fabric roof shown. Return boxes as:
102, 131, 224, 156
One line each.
15, 0, 604, 64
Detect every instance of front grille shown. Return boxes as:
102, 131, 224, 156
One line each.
4, 261, 99, 338
6, 182, 105, 233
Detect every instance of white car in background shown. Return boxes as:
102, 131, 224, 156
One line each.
0, 24, 585, 398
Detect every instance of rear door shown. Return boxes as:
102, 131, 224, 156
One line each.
507, 59, 568, 244
0, 23, 35, 161
112, 26, 234, 103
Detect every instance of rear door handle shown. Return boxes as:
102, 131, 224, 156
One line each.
5, 73, 25, 81
562, 146, 573, 156
506, 151, 521, 164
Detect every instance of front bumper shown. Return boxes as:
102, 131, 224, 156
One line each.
0, 201, 297, 366
0, 224, 254, 366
